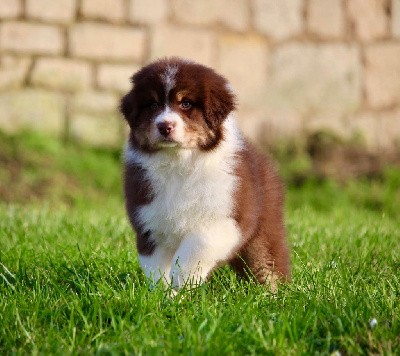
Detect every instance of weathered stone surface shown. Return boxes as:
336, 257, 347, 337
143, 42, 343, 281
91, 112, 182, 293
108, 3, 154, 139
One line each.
365, 43, 400, 108
348, 0, 388, 41
1, 0, 399, 152
69, 23, 146, 61
0, 22, 64, 55
150, 25, 215, 66
31, 58, 92, 91
253, 0, 304, 40
265, 44, 362, 117
81, 0, 125, 23
69, 113, 122, 146
26, 0, 76, 24
0, 90, 65, 134
378, 109, 400, 147
71, 91, 119, 115
68, 86, 123, 147
392, 0, 400, 37
172, 0, 250, 31
97, 63, 139, 92
305, 113, 349, 138
350, 113, 379, 148
351, 110, 400, 149
217, 34, 268, 107
0, 0, 22, 18
0, 56, 31, 90
129, 0, 169, 24
238, 108, 303, 141
307, 0, 345, 38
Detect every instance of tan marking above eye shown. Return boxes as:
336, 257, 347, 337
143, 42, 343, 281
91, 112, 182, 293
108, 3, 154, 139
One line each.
176, 90, 190, 102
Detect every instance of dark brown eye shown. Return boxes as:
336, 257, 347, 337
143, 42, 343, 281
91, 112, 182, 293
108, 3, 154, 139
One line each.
180, 100, 192, 110
149, 102, 159, 110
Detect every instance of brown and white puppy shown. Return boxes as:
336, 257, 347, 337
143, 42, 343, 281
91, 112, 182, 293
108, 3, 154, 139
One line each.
120, 58, 290, 291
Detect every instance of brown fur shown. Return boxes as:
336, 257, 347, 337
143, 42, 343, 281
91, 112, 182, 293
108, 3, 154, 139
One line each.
124, 161, 155, 255
121, 57, 290, 286
120, 57, 235, 152
230, 141, 290, 281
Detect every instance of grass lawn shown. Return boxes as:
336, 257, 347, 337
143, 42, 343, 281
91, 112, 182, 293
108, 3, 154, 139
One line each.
1, 131, 399, 354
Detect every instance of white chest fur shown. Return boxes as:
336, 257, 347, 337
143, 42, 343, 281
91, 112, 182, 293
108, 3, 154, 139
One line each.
124, 116, 243, 250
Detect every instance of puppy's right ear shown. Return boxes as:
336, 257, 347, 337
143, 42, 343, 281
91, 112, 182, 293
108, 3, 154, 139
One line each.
120, 91, 138, 129
120, 91, 133, 120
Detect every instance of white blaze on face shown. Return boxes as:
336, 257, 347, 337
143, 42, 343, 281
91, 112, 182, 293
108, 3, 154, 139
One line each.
149, 64, 186, 147
160, 64, 178, 101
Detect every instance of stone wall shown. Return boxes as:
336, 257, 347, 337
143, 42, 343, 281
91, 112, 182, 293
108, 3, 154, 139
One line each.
1, 0, 399, 150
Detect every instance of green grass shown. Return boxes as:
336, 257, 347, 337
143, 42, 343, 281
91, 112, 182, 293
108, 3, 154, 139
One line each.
1, 131, 399, 354
0, 130, 122, 209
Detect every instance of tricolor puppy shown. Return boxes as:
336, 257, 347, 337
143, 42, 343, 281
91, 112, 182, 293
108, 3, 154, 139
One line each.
120, 58, 290, 291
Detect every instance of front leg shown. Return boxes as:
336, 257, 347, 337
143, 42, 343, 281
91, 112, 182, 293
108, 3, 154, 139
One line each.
139, 245, 175, 286
169, 219, 241, 289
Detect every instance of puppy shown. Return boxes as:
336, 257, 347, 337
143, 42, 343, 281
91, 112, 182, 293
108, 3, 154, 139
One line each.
120, 58, 290, 291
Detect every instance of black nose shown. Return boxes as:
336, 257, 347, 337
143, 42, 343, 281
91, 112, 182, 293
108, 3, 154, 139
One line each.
157, 122, 174, 137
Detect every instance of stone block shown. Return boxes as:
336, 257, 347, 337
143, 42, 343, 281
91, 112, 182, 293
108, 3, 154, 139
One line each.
31, 58, 92, 92
241, 108, 303, 142
150, 25, 215, 66
305, 113, 349, 138
129, 0, 169, 24
97, 63, 139, 92
26, 0, 76, 24
71, 91, 119, 115
0, 55, 31, 90
365, 43, 400, 108
348, 0, 388, 41
69, 113, 122, 147
217, 34, 269, 107
81, 0, 125, 23
265, 44, 362, 117
171, 0, 250, 31
350, 113, 379, 149
307, 0, 345, 38
351, 110, 400, 149
0, 90, 65, 134
253, 0, 304, 40
0, 21, 64, 55
392, 0, 400, 37
69, 23, 146, 61
0, 0, 22, 18
69, 90, 122, 147
379, 109, 400, 147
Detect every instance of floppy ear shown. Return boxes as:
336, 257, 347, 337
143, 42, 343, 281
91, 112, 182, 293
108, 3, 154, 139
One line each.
204, 81, 236, 129
119, 91, 137, 127
120, 91, 132, 118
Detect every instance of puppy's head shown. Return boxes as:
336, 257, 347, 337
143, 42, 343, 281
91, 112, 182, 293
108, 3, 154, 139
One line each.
120, 58, 236, 152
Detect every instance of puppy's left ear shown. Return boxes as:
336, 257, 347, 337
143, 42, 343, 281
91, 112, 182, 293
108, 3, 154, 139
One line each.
204, 80, 236, 129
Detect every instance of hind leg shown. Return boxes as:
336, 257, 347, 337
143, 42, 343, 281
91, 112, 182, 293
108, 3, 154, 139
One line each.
230, 232, 290, 289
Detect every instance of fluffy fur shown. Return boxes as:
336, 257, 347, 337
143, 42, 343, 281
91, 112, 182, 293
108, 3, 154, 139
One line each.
120, 57, 290, 291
